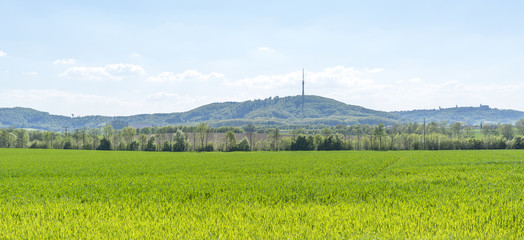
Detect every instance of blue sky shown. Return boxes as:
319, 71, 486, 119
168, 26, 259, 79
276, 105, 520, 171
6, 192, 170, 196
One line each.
1, 0, 524, 116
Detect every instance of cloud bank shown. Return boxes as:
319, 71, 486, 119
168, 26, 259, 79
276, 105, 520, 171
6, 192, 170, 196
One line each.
147, 70, 225, 83
258, 47, 276, 53
226, 66, 382, 90
53, 58, 76, 65
60, 64, 145, 81
4, 65, 524, 116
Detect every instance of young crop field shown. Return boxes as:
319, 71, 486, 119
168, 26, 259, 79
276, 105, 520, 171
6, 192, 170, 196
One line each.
1, 149, 524, 239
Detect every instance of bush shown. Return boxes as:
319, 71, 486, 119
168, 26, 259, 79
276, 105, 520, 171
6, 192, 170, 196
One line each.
172, 141, 185, 152
117, 142, 127, 151
197, 143, 214, 152
29, 141, 39, 149
495, 137, 507, 149
145, 137, 156, 151
317, 135, 343, 151
467, 138, 483, 150
512, 136, 524, 149
234, 137, 250, 151
127, 140, 139, 151
291, 135, 314, 151
162, 141, 172, 152
97, 138, 112, 151
63, 141, 73, 149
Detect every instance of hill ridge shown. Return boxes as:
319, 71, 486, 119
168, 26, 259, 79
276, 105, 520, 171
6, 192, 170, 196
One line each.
1, 95, 524, 131
0, 95, 397, 130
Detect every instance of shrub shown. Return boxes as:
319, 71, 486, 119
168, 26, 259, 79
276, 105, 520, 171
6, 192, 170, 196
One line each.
512, 136, 524, 149
127, 140, 139, 151
197, 143, 214, 152
145, 136, 156, 151
235, 137, 250, 151
63, 141, 73, 149
162, 141, 172, 152
97, 138, 112, 151
291, 135, 314, 151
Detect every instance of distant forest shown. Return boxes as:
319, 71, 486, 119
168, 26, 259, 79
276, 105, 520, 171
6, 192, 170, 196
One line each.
2, 119, 524, 152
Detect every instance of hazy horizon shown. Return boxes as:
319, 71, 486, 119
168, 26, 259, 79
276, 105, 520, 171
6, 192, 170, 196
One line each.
2, 1, 524, 116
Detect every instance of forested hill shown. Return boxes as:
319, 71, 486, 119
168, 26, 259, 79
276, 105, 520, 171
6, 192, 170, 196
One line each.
2, 96, 523, 131
176, 95, 398, 127
0, 95, 398, 131
394, 106, 524, 125
0, 107, 114, 131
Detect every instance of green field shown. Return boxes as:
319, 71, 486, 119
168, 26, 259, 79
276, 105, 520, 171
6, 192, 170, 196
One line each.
1, 149, 524, 239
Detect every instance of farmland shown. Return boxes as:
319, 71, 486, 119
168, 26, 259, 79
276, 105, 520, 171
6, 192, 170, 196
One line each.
1, 149, 524, 238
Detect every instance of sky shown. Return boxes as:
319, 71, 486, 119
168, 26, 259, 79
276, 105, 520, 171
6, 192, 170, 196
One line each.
1, 0, 524, 116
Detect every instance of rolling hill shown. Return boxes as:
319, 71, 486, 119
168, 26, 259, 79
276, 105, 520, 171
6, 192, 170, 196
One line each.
0, 95, 398, 131
394, 105, 524, 125
1, 95, 523, 131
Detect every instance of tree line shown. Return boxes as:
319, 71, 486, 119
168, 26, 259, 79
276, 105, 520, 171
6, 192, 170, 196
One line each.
1, 120, 524, 151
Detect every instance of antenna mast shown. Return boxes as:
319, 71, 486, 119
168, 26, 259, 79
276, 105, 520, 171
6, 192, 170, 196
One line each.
301, 68, 305, 116
302, 68, 304, 97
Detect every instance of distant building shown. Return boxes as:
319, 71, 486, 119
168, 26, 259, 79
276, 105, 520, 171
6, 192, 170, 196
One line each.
479, 104, 490, 109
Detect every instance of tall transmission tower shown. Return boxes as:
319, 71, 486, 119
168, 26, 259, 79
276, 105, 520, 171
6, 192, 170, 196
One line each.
301, 68, 305, 116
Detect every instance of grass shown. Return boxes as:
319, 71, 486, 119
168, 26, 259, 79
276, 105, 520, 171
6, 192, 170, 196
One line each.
1, 149, 524, 239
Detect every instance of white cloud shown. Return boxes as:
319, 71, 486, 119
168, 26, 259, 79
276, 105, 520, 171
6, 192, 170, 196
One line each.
147, 70, 225, 83
3, 89, 119, 103
1, 89, 137, 116
0, 89, 221, 116
146, 92, 181, 101
145, 93, 263, 114
397, 77, 422, 84
227, 71, 301, 89
60, 63, 145, 81
129, 53, 141, 57
221, 66, 524, 112
6, 66, 524, 116
144, 92, 216, 111
23, 72, 38, 76
309, 66, 381, 88
258, 47, 276, 53
53, 58, 76, 65
226, 66, 382, 90
324, 75, 524, 112
409, 78, 421, 83
0, 50, 6, 57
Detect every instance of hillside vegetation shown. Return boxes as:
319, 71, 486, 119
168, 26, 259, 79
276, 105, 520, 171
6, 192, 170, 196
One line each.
2, 95, 524, 131
0, 96, 398, 130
